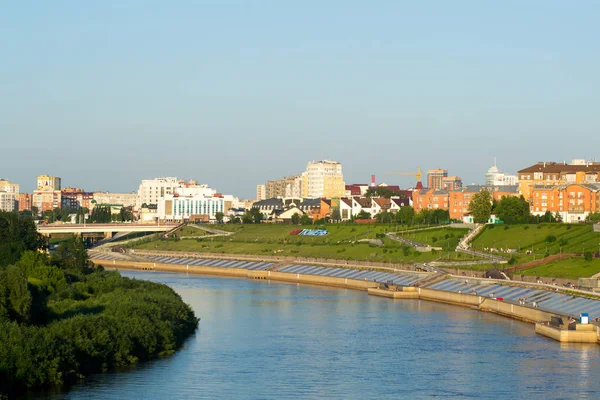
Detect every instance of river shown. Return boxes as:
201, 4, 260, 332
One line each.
42, 270, 600, 399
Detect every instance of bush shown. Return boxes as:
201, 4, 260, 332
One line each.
524, 226, 530, 230
537, 225, 542, 229
432, 237, 438, 243
545, 234, 557, 243
508, 257, 517, 265
559, 239, 568, 247
504, 225, 509, 230
585, 252, 593, 262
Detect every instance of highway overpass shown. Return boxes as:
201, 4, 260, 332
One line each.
37, 223, 179, 237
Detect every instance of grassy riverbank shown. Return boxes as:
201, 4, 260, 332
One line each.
131, 223, 475, 264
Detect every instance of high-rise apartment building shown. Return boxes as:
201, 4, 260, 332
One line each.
427, 169, 448, 190
37, 175, 61, 190
0, 179, 19, 196
485, 160, 518, 187
0, 192, 16, 212
256, 185, 266, 201
263, 175, 303, 199
441, 176, 463, 191
0, 179, 19, 211
136, 177, 179, 209
33, 175, 61, 213
61, 188, 94, 210
18, 193, 32, 211
301, 160, 345, 199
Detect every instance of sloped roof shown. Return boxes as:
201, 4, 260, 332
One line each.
253, 198, 283, 207
518, 162, 600, 174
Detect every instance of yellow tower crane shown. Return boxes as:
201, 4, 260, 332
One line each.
384, 167, 423, 188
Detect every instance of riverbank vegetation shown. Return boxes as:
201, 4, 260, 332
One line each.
0, 211, 199, 394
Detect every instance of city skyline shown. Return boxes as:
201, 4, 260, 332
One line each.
2, 1, 599, 198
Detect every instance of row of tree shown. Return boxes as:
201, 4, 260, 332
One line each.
0, 211, 198, 393
467, 191, 565, 224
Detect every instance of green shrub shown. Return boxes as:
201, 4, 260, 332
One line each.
524, 226, 529, 230
585, 252, 593, 262
545, 234, 557, 243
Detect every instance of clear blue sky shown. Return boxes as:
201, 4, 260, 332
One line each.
2, 1, 598, 197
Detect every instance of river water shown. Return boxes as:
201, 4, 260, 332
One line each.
44, 270, 600, 399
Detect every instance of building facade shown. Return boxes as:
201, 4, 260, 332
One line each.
441, 176, 463, 191
61, 188, 94, 210
33, 188, 61, 213
157, 193, 225, 222
18, 193, 32, 211
485, 161, 518, 187
412, 188, 449, 213
530, 183, 600, 223
93, 192, 137, 208
0, 179, 19, 196
427, 169, 448, 190
37, 175, 61, 191
518, 160, 600, 201
136, 177, 179, 209
256, 184, 266, 201
0, 192, 16, 212
301, 160, 345, 199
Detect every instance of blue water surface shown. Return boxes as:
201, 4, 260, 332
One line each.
44, 271, 600, 400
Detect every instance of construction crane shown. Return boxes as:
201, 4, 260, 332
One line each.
384, 167, 423, 189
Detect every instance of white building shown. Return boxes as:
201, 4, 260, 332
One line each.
485, 160, 518, 187
157, 193, 225, 222
301, 160, 345, 199
284, 175, 303, 198
93, 192, 137, 208
0, 192, 16, 212
136, 177, 179, 209
256, 184, 266, 201
0, 179, 19, 196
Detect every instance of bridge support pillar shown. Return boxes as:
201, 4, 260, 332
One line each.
104, 232, 113, 239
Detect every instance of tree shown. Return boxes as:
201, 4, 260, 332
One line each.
375, 211, 393, 224
215, 212, 224, 224
365, 187, 407, 198
51, 236, 92, 275
396, 206, 415, 225
250, 207, 263, 224
0, 212, 45, 267
291, 213, 300, 225
300, 214, 312, 225
494, 195, 531, 224
331, 209, 341, 222
586, 212, 600, 224
90, 206, 112, 223
241, 211, 254, 224
355, 210, 372, 220
468, 190, 492, 224
554, 212, 563, 223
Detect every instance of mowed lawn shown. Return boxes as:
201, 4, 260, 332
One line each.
519, 257, 600, 280
398, 227, 470, 250
207, 223, 397, 243
132, 223, 468, 263
134, 237, 444, 263
470, 223, 600, 263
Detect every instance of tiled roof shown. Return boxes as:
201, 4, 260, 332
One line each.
253, 198, 283, 207
518, 162, 600, 174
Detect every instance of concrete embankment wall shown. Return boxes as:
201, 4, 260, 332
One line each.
94, 259, 380, 291
130, 249, 415, 271
368, 287, 562, 325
